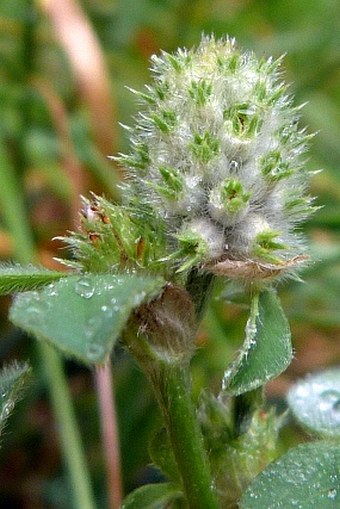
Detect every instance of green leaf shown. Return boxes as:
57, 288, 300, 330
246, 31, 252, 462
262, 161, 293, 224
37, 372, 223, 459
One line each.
0, 362, 31, 436
287, 368, 340, 437
0, 263, 64, 295
240, 441, 340, 508
121, 483, 183, 509
10, 274, 164, 364
222, 289, 292, 396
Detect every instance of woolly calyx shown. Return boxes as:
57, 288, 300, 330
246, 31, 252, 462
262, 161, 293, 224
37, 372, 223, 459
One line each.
117, 35, 315, 281
125, 283, 197, 366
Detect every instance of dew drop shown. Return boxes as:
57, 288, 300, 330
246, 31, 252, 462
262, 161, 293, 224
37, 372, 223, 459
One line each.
328, 488, 337, 500
101, 305, 113, 318
86, 343, 105, 362
85, 317, 101, 338
320, 389, 340, 413
25, 303, 46, 326
75, 278, 95, 299
26, 304, 39, 317
133, 291, 146, 306
320, 387, 337, 398
47, 283, 58, 297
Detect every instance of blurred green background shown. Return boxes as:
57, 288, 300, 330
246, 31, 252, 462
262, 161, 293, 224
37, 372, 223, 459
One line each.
0, 0, 340, 507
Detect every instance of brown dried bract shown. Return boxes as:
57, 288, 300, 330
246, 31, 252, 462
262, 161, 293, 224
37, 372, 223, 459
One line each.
205, 255, 309, 281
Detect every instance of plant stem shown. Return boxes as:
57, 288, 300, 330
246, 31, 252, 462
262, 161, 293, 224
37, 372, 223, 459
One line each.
149, 361, 219, 509
40, 342, 96, 509
125, 284, 218, 508
95, 363, 123, 509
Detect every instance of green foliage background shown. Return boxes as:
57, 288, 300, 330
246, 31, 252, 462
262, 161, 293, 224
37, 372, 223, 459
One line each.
0, 0, 340, 507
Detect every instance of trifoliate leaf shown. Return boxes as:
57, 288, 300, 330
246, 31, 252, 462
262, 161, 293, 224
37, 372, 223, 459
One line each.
222, 289, 292, 395
10, 274, 164, 364
241, 441, 340, 509
287, 368, 340, 437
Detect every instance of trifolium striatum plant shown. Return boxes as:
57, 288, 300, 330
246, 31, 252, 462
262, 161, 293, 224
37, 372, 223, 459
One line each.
1, 35, 321, 509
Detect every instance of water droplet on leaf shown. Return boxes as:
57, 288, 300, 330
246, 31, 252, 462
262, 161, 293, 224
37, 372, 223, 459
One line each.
319, 389, 340, 415
25, 303, 45, 326
101, 305, 113, 318
86, 343, 105, 362
47, 283, 58, 297
85, 317, 101, 338
328, 488, 337, 500
133, 291, 146, 306
75, 278, 95, 299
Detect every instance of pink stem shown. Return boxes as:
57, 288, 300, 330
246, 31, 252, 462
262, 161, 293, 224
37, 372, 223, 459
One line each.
95, 363, 123, 509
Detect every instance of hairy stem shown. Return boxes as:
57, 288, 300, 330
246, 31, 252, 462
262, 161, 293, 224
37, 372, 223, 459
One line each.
95, 363, 123, 509
125, 284, 218, 507
148, 361, 218, 509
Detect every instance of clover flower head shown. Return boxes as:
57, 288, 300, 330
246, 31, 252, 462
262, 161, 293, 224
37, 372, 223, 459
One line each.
65, 36, 315, 283
116, 35, 315, 281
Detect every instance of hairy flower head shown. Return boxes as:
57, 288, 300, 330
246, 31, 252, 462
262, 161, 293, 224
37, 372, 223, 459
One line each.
116, 35, 315, 281
65, 36, 314, 283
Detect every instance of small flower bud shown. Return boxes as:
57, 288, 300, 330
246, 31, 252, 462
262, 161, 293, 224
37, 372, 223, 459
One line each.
172, 218, 225, 273
209, 178, 251, 226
